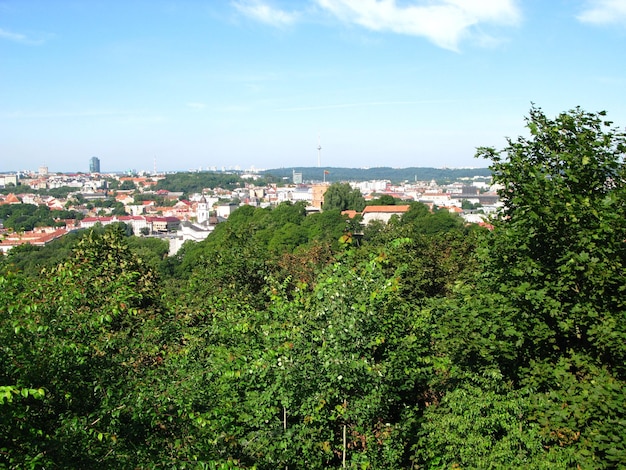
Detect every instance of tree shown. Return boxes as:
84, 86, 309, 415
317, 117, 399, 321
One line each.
119, 180, 136, 191
477, 106, 626, 373
106, 178, 120, 190
367, 194, 397, 205
111, 201, 127, 216
322, 183, 366, 211
0, 229, 166, 468
154, 172, 243, 193
461, 199, 481, 210
418, 106, 626, 467
405, 107, 626, 468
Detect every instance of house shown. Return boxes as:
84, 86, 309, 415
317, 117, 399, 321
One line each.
1, 193, 22, 205
81, 215, 151, 235
216, 204, 239, 219
361, 205, 411, 224
442, 206, 464, 215
171, 200, 192, 218
116, 194, 135, 205
169, 216, 224, 255
45, 197, 65, 211
419, 192, 451, 207
148, 216, 180, 232
0, 228, 68, 254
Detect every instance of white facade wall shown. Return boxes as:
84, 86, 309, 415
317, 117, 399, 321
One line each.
290, 189, 312, 203
216, 204, 238, 218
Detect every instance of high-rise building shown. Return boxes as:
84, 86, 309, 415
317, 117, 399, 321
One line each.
293, 170, 303, 185
89, 156, 100, 173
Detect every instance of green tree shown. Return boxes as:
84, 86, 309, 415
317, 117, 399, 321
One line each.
0, 229, 166, 468
477, 106, 626, 373
119, 180, 136, 191
420, 106, 626, 468
111, 201, 127, 216
322, 183, 366, 211
461, 199, 482, 210
154, 172, 243, 194
367, 194, 397, 205
106, 178, 120, 190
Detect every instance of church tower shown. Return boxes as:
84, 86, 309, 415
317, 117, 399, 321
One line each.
197, 195, 209, 224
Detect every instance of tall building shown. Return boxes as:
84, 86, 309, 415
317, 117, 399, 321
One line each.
311, 182, 330, 209
197, 195, 209, 224
293, 170, 303, 185
89, 156, 100, 173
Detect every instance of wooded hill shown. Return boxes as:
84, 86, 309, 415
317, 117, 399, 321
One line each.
1, 106, 625, 469
262, 166, 492, 184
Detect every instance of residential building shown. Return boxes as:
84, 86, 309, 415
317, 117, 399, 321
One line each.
0, 228, 68, 254
361, 205, 411, 224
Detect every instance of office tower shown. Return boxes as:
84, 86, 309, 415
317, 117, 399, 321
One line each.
90, 156, 100, 173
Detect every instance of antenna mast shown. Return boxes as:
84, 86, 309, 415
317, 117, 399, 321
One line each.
317, 134, 322, 168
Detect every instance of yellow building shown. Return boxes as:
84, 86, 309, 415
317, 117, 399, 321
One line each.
311, 183, 330, 209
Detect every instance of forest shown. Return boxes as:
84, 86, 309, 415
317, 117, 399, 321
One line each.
1, 106, 625, 469
261, 167, 492, 185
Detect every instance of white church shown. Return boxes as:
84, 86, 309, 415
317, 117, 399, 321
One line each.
168, 195, 228, 255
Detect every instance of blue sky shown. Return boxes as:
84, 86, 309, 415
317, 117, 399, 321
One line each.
1, 0, 625, 173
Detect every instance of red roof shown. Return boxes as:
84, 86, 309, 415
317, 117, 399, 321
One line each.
362, 205, 411, 214
82, 216, 114, 223
341, 210, 359, 218
3, 193, 21, 204
0, 228, 68, 249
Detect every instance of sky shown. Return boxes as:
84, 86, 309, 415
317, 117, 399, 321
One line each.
1, 0, 625, 173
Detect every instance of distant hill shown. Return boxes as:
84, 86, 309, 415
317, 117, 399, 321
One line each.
262, 167, 492, 184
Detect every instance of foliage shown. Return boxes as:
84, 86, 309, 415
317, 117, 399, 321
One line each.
1, 224, 170, 279
0, 230, 166, 468
2, 106, 626, 468
322, 183, 366, 211
523, 354, 626, 468
155, 172, 244, 194
477, 106, 626, 375
0, 203, 58, 231
118, 180, 136, 190
418, 105, 626, 468
414, 376, 549, 469
366, 194, 398, 205
133, 193, 177, 206
168, 202, 350, 285
0, 231, 83, 275
262, 166, 492, 184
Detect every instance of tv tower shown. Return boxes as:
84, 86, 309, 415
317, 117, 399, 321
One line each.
317, 134, 322, 168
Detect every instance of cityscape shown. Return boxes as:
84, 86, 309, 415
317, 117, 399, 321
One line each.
2, 106, 625, 468
0, 156, 497, 255
3, 0, 626, 466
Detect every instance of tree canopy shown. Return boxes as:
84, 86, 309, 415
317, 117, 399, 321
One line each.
322, 182, 366, 211
2, 106, 625, 468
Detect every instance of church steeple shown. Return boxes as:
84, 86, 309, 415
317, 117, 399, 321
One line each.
197, 194, 209, 224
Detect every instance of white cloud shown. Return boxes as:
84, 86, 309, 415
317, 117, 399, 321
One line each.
233, 1, 299, 27
0, 27, 47, 45
315, 0, 521, 51
577, 0, 626, 25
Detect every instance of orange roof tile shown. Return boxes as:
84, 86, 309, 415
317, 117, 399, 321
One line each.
362, 205, 410, 214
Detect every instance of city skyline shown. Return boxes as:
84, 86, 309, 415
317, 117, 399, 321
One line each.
1, 1, 626, 173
